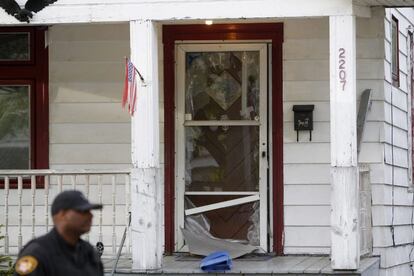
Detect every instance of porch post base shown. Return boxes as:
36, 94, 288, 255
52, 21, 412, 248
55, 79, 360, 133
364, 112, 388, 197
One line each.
131, 168, 162, 270
331, 166, 359, 270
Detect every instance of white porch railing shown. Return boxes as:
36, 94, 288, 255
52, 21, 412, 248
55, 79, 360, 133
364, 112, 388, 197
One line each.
0, 169, 131, 256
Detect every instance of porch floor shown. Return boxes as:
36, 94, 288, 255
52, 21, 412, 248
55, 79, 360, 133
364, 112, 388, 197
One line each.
103, 255, 380, 276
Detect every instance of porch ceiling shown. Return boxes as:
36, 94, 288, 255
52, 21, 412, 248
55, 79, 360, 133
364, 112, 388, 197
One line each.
354, 0, 414, 7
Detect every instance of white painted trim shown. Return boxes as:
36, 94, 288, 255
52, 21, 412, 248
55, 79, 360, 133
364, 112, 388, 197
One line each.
175, 40, 272, 44
175, 42, 269, 251
185, 191, 259, 195
0, 169, 131, 175
329, 15, 360, 270
184, 120, 260, 126
0, 0, 358, 25
267, 43, 274, 251
406, 29, 414, 191
258, 43, 269, 251
330, 16, 358, 168
185, 195, 260, 216
130, 23, 160, 168
177, 43, 271, 53
129, 20, 162, 270
176, 44, 186, 250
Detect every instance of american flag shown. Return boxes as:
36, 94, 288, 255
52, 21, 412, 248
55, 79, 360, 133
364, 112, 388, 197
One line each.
122, 58, 138, 115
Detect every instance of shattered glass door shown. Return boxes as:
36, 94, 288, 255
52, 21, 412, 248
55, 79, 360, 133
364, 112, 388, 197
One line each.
176, 44, 268, 252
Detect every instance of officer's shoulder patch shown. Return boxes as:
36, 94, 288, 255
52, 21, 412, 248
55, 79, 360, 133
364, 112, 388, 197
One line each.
15, 255, 38, 275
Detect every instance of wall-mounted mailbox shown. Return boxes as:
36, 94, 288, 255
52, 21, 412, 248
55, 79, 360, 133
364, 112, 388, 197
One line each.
292, 105, 314, 142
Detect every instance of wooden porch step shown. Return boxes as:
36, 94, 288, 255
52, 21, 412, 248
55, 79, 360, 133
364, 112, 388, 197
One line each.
103, 256, 379, 276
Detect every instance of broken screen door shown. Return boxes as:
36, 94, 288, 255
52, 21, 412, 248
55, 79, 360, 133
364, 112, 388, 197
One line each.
176, 43, 268, 252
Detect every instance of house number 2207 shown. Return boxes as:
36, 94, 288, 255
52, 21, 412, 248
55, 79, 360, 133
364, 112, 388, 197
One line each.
338, 48, 346, 91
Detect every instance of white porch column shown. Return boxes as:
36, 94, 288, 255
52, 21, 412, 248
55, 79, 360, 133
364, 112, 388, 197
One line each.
130, 20, 162, 270
329, 15, 360, 269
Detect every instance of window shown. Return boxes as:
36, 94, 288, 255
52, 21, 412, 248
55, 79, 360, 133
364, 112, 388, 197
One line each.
0, 82, 31, 169
0, 32, 32, 62
0, 27, 49, 187
392, 16, 400, 87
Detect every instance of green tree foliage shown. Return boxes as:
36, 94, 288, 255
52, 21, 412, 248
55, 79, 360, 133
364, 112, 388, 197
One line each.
0, 86, 29, 141
0, 34, 29, 60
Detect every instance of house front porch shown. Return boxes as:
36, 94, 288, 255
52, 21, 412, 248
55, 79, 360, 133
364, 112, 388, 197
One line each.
103, 256, 380, 276
0, 6, 398, 274
1, 168, 375, 275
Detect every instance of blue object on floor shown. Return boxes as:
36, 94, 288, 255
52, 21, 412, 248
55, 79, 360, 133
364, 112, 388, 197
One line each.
200, 251, 232, 272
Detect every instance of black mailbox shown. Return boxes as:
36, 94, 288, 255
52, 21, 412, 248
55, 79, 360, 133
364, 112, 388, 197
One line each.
292, 105, 314, 141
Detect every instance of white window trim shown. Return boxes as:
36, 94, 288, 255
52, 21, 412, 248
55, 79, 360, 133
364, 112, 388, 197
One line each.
174, 43, 269, 251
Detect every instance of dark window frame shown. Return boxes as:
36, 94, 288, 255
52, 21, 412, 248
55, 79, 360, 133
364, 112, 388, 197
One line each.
0, 27, 35, 65
392, 16, 400, 87
0, 27, 49, 189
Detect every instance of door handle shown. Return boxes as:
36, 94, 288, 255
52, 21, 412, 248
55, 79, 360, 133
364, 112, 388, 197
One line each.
262, 151, 266, 158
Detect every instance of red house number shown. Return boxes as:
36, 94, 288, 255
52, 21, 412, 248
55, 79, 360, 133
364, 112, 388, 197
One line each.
338, 48, 346, 91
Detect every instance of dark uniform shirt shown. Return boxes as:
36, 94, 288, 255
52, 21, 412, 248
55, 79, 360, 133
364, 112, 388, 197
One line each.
13, 228, 103, 276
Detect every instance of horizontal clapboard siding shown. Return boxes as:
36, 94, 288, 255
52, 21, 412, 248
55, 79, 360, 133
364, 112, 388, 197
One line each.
282, 11, 386, 254
370, 8, 414, 276
49, 23, 132, 168
0, 24, 138, 255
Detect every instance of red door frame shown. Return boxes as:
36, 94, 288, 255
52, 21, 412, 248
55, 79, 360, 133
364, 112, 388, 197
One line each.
162, 23, 284, 255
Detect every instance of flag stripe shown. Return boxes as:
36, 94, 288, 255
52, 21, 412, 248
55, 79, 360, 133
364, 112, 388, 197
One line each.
123, 58, 138, 116
122, 59, 129, 108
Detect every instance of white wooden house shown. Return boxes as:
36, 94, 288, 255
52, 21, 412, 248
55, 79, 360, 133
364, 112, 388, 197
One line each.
1, 1, 414, 275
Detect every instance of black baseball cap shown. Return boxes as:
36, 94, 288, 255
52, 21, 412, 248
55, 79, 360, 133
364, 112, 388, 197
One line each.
51, 190, 102, 216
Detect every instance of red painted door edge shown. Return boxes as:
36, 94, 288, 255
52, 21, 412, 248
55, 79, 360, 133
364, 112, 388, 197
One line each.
162, 23, 284, 255
0, 27, 49, 189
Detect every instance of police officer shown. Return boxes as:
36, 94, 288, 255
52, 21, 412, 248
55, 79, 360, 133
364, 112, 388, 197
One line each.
14, 190, 104, 276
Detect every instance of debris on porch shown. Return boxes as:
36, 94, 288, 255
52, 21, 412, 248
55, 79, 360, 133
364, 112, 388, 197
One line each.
103, 256, 379, 276
181, 228, 258, 259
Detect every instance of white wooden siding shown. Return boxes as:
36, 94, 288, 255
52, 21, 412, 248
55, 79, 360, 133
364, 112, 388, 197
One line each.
373, 225, 414, 247
49, 23, 131, 168
376, 263, 413, 276
0, 26, 134, 254
0, 24, 137, 255
371, 7, 414, 276
283, 164, 330, 184
284, 185, 331, 205
373, 243, 414, 269
372, 184, 414, 205
50, 124, 131, 144
283, 11, 386, 254
51, 83, 126, 102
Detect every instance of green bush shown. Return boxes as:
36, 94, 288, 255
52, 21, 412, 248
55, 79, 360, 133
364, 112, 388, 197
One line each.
0, 225, 14, 276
